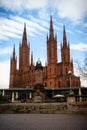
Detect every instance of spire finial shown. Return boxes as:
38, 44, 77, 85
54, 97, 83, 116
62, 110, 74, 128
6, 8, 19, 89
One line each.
63, 25, 67, 46
22, 22, 27, 46
13, 44, 15, 59
31, 51, 33, 65
49, 15, 54, 39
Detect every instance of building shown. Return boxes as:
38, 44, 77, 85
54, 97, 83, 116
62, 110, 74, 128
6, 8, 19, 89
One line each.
9, 16, 80, 89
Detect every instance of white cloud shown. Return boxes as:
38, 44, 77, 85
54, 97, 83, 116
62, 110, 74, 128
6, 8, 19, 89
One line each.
76, 30, 85, 35
0, 15, 48, 41
0, 0, 87, 23
0, 30, 21, 39
71, 42, 87, 51
28, 15, 49, 28
0, 34, 9, 41
24, 0, 48, 10
83, 23, 87, 27
0, 60, 10, 88
0, 47, 12, 55
38, 8, 50, 20
51, 0, 87, 23
66, 29, 73, 34
0, 17, 23, 40
0, 0, 23, 11
0, 0, 48, 11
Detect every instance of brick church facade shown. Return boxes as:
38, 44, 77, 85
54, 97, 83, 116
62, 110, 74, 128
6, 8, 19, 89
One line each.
9, 16, 80, 89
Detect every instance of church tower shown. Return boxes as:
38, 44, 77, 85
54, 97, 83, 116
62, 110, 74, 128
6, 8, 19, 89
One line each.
61, 26, 70, 63
31, 51, 34, 66
46, 16, 58, 88
9, 45, 17, 88
61, 25, 73, 75
19, 23, 30, 72
9, 16, 80, 89
47, 15, 57, 65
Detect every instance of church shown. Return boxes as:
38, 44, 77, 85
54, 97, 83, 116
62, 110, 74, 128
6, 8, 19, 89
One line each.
9, 16, 80, 89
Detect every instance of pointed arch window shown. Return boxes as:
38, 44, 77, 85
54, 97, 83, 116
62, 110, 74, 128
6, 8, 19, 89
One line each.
76, 81, 78, 86
67, 80, 70, 87
66, 68, 68, 74
50, 68, 52, 74
58, 81, 61, 88
60, 68, 62, 75
45, 83, 47, 87
55, 68, 56, 74
50, 81, 52, 87
49, 48, 51, 59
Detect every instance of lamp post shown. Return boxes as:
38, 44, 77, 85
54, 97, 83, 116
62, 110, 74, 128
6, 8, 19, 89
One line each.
79, 86, 82, 101
12, 92, 14, 102
68, 71, 74, 95
52, 87, 54, 97
29, 92, 32, 99
16, 92, 18, 100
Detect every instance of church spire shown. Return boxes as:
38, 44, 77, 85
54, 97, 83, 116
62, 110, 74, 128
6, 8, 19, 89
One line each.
63, 25, 67, 46
10, 44, 17, 88
31, 51, 33, 66
61, 26, 70, 63
22, 23, 27, 46
49, 15, 54, 40
47, 15, 58, 65
12, 44, 16, 59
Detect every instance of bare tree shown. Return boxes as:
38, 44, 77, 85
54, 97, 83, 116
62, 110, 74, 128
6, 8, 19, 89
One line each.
77, 54, 87, 86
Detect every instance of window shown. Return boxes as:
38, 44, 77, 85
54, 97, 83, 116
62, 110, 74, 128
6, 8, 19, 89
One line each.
49, 48, 51, 58
76, 81, 78, 86
45, 83, 47, 87
58, 81, 61, 88
50, 81, 52, 86
55, 68, 56, 74
60, 69, 62, 75
50, 68, 51, 74
66, 68, 68, 74
67, 80, 70, 87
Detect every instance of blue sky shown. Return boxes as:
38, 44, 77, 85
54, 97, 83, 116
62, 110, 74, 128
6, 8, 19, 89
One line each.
0, 0, 87, 88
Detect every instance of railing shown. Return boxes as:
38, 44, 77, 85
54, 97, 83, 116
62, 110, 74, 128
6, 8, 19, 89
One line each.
67, 95, 87, 106
75, 96, 87, 105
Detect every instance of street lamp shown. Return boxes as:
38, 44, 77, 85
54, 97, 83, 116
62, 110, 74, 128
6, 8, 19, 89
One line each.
52, 87, 54, 97
68, 71, 74, 95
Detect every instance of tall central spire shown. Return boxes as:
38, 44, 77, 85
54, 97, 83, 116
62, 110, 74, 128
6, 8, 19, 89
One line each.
63, 25, 67, 46
22, 23, 27, 46
49, 15, 54, 40
31, 51, 33, 66
47, 15, 57, 65
12, 44, 16, 59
